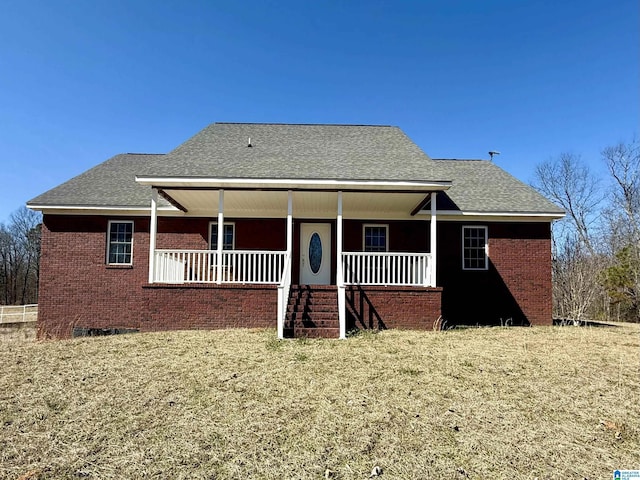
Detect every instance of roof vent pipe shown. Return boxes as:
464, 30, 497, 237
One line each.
247, 137, 252, 148
488, 151, 500, 161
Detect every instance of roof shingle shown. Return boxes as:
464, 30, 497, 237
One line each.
27, 123, 563, 215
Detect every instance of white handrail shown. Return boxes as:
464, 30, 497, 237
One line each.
342, 252, 431, 286
277, 253, 292, 339
154, 249, 287, 284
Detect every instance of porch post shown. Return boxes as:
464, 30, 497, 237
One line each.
277, 190, 293, 340
429, 191, 437, 287
337, 191, 346, 339
216, 189, 224, 284
286, 190, 293, 254
148, 188, 158, 284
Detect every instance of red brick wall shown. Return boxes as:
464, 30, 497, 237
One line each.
37, 214, 553, 338
156, 218, 286, 250
437, 221, 552, 326
345, 286, 442, 330
38, 215, 279, 339
38, 215, 150, 338
343, 220, 429, 252
142, 284, 276, 331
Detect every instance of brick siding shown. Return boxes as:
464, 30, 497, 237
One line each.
345, 286, 442, 330
37, 215, 278, 339
438, 222, 553, 326
37, 215, 552, 338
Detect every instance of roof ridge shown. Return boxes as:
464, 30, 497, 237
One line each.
214, 122, 396, 127
433, 158, 488, 162
123, 153, 165, 156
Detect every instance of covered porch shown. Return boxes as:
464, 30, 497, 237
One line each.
137, 177, 450, 338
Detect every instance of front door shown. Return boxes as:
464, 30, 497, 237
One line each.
300, 223, 332, 285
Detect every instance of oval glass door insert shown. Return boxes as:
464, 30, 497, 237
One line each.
309, 232, 322, 274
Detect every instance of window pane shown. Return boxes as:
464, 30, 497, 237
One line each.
462, 226, 487, 270
364, 226, 387, 252
211, 224, 234, 250
108, 222, 133, 264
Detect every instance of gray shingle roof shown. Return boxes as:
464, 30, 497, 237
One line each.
28, 154, 172, 209
27, 123, 563, 215
432, 159, 563, 213
153, 123, 443, 182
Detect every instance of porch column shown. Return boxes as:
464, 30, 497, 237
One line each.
286, 190, 293, 254
337, 191, 346, 339
216, 189, 224, 284
277, 190, 293, 340
148, 188, 158, 284
429, 191, 437, 287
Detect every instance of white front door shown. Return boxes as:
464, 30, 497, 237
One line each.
300, 223, 332, 285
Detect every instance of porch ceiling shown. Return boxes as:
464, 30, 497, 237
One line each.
160, 189, 429, 219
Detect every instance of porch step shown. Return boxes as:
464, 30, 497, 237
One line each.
285, 285, 339, 338
291, 327, 340, 339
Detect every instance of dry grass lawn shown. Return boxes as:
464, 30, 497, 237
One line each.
1, 324, 638, 479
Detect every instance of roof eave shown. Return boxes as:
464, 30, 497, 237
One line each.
27, 204, 180, 216
134, 176, 452, 192
421, 209, 565, 222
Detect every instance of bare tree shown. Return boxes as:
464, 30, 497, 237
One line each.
551, 236, 607, 321
533, 153, 603, 255
0, 207, 41, 305
533, 153, 607, 321
601, 139, 640, 321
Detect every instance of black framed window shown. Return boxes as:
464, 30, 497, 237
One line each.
210, 223, 235, 250
107, 221, 133, 264
364, 225, 388, 252
462, 226, 488, 270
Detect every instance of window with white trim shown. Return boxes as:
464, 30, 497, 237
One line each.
107, 221, 133, 265
462, 226, 488, 270
363, 224, 388, 252
209, 222, 235, 250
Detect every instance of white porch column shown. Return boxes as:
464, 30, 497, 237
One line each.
337, 191, 346, 339
286, 190, 293, 255
429, 191, 437, 287
148, 188, 158, 283
216, 189, 224, 285
278, 190, 293, 340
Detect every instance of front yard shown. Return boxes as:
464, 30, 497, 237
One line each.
1, 324, 638, 479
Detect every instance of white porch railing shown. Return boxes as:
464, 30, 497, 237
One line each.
342, 252, 432, 286
154, 250, 287, 284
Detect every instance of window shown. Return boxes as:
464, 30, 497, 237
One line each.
462, 226, 488, 270
363, 224, 388, 252
107, 221, 133, 265
209, 222, 235, 250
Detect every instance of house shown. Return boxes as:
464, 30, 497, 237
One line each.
27, 123, 564, 339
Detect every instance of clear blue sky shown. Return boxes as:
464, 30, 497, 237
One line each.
1, 0, 638, 223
